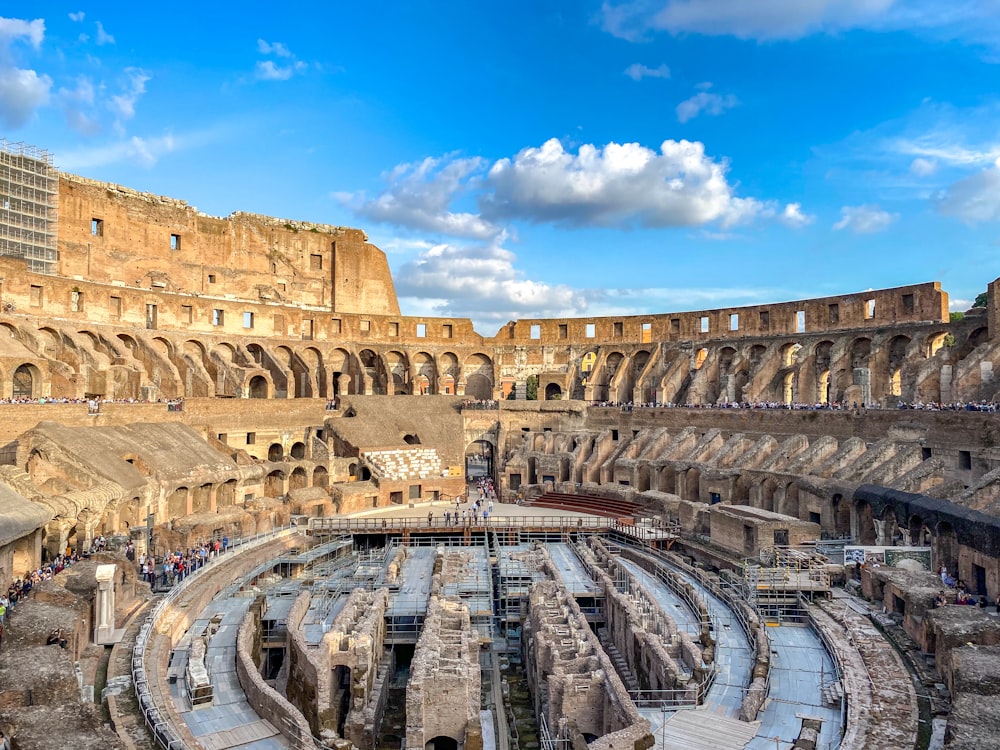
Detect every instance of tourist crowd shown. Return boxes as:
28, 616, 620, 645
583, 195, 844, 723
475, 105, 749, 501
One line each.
136, 537, 229, 589
461, 399, 499, 410
589, 399, 1000, 413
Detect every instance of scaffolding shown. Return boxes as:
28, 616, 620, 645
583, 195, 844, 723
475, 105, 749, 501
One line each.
743, 546, 831, 623
0, 139, 58, 274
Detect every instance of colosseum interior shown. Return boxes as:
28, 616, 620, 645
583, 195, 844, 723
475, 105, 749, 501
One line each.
1, 140, 1000, 750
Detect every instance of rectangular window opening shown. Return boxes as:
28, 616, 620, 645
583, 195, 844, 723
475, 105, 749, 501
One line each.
207, 274, 216, 284
530, 324, 541, 340
243, 311, 254, 329
796, 310, 806, 333
360, 319, 371, 333
559, 324, 568, 339
443, 324, 453, 339
641, 322, 652, 343
700, 316, 709, 333
759, 310, 770, 330
91, 218, 104, 237
246, 432, 256, 445
866, 299, 876, 319
170, 234, 181, 251
331, 318, 342, 334
729, 313, 739, 331
181, 305, 192, 324
310, 253, 323, 270
389, 322, 399, 337
670, 319, 680, 335
829, 303, 840, 324
212, 308, 224, 326
613, 321, 624, 337
959, 450, 972, 470
585, 323, 595, 338
109, 296, 122, 319
70, 289, 84, 313
416, 323, 426, 337
902, 293, 914, 314
29, 285, 42, 307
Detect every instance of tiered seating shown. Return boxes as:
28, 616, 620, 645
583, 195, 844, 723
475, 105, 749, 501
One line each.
522, 492, 641, 519
362, 447, 444, 480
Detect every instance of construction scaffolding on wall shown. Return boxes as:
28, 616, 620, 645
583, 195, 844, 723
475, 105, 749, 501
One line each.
0, 139, 58, 275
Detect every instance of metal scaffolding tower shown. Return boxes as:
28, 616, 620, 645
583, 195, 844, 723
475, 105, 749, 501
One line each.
0, 139, 58, 274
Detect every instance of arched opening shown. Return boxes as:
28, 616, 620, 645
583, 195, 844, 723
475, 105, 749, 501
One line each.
268, 443, 283, 462
464, 353, 494, 399
265, 470, 285, 497
168, 487, 189, 518
193, 483, 212, 513
425, 738, 458, 750
970, 327, 989, 348
289, 467, 307, 491
926, 332, 949, 358
936, 521, 959, 576
908, 514, 929, 546
466, 440, 494, 481
249, 375, 268, 399
218, 479, 237, 508
290, 442, 306, 460
13, 363, 35, 399
778, 483, 799, 519
831, 494, 850, 537
313, 466, 328, 488
403, 434, 420, 445
855, 500, 876, 545
544, 383, 563, 400
781, 343, 801, 368
881, 507, 901, 546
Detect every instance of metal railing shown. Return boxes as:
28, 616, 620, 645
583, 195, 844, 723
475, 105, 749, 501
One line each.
308, 514, 616, 532
132, 524, 300, 750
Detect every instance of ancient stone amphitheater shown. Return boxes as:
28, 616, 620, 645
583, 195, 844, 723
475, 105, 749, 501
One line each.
1, 141, 999, 750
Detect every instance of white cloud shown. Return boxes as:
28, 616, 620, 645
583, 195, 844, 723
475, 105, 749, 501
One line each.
109, 67, 150, 123
909, 156, 938, 176
59, 133, 177, 169
345, 155, 502, 240
56, 75, 99, 135
395, 240, 593, 330
257, 39, 292, 57
95, 21, 114, 46
624, 63, 670, 80
69, 12, 85, 22
483, 137, 766, 229
779, 202, 815, 228
0, 18, 49, 128
599, 0, 1000, 46
254, 59, 307, 81
833, 204, 898, 233
935, 159, 1000, 222
676, 89, 738, 123
0, 17, 45, 51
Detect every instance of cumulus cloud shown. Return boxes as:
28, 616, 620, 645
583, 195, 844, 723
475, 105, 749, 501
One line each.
345, 155, 502, 240
676, 88, 738, 123
779, 202, 815, 228
624, 63, 670, 80
935, 159, 1000, 222
95, 21, 114, 45
395, 240, 592, 329
254, 39, 307, 81
257, 39, 292, 57
0, 17, 50, 129
109, 67, 151, 123
833, 204, 898, 233
482, 137, 766, 229
599, 0, 1000, 45
55, 75, 100, 135
68, 11, 85, 22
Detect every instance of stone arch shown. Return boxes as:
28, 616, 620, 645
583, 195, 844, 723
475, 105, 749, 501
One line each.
300, 346, 326, 398
168, 486, 189, 518
384, 350, 410, 395
831, 493, 850, 537
218, 479, 238, 508
850, 337, 872, 368
359, 349, 386, 395
438, 352, 460, 395
694, 348, 708, 370
782, 371, 795, 404
855, 499, 876, 545
463, 353, 494, 399
265, 470, 285, 497
778, 483, 799, 518
249, 375, 269, 398
544, 382, 563, 400
268, 443, 284, 462
908, 513, 931, 546
781, 342, 801, 368
290, 441, 306, 460
192, 483, 212, 513
761, 478, 779, 513
881, 505, 901, 545
289, 467, 308, 491
969, 327, 989, 348
814, 340, 834, 404
925, 331, 949, 358
313, 466, 328, 488
12, 362, 40, 399
328, 347, 353, 396
887, 335, 911, 398
466, 439, 495, 480
412, 351, 436, 395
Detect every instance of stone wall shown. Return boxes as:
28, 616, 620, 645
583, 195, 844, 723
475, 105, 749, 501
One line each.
405, 596, 482, 750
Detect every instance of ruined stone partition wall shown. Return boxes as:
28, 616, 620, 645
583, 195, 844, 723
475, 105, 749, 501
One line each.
502, 283, 949, 344
524, 579, 651, 750
57, 173, 400, 316
708, 505, 821, 559
405, 596, 483, 750
285, 591, 322, 733
235, 605, 316, 749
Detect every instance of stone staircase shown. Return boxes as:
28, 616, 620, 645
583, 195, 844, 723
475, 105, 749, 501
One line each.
598, 628, 641, 693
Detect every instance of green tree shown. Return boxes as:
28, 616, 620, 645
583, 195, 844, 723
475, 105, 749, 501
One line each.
526, 375, 538, 400
974, 291, 989, 308
950, 311, 965, 322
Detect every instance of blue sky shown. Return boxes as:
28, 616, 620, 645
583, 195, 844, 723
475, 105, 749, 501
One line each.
4, 2, 1000, 334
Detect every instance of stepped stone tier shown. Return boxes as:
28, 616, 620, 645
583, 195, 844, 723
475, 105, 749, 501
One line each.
3, 143, 1000, 750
